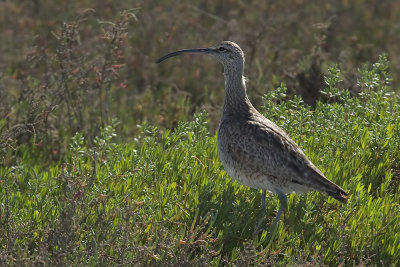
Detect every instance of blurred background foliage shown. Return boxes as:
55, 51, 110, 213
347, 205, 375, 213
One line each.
1, 0, 400, 164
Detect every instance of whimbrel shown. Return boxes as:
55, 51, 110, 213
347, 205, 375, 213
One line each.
157, 41, 348, 225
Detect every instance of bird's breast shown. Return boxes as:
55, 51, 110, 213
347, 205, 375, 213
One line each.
217, 123, 276, 190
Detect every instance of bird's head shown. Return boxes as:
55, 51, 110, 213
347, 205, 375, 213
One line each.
156, 41, 245, 70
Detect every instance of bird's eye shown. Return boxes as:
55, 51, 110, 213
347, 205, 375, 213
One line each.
218, 47, 227, 52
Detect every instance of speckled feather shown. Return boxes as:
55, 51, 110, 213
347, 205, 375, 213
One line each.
218, 106, 348, 202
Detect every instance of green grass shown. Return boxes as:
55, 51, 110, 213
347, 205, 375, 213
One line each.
1, 57, 399, 265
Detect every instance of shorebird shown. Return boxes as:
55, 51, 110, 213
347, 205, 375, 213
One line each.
156, 41, 348, 226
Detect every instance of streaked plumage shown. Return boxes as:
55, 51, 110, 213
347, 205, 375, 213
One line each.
157, 41, 348, 225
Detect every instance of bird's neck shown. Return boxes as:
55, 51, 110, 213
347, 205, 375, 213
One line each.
222, 68, 252, 114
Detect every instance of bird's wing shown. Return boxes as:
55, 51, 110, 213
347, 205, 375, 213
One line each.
223, 115, 347, 202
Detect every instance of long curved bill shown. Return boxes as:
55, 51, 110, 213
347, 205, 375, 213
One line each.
156, 48, 213, 63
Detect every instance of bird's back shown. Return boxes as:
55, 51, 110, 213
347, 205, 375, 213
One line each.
217, 107, 348, 203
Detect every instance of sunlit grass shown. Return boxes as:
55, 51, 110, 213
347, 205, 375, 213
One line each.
1, 57, 399, 265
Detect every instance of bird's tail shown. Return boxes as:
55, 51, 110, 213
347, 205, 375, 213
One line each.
326, 186, 348, 203
306, 167, 349, 203
289, 153, 349, 203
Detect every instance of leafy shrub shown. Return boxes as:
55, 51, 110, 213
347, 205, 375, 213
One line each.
1, 57, 399, 265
